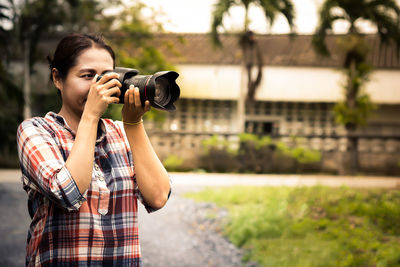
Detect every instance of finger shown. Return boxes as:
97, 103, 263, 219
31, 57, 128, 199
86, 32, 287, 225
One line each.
104, 86, 121, 98
134, 87, 141, 108
144, 100, 151, 112
124, 87, 130, 105
129, 86, 135, 106
107, 97, 120, 104
97, 72, 119, 85
102, 79, 122, 90
92, 74, 99, 84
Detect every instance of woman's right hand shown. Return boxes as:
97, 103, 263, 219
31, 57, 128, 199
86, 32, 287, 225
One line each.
83, 73, 122, 119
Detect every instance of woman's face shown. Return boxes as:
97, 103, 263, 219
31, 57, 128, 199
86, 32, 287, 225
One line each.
56, 47, 114, 117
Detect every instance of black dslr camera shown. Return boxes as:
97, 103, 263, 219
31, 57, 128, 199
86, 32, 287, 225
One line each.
98, 67, 180, 111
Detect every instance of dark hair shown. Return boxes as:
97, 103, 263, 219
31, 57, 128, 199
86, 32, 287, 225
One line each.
47, 33, 115, 82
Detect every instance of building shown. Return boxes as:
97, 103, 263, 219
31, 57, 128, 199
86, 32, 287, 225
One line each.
144, 33, 400, 174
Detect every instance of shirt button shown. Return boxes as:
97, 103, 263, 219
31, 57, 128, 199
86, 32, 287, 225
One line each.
95, 165, 100, 171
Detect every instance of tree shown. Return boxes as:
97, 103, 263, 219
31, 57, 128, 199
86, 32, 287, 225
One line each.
0, 0, 109, 166
312, 0, 400, 174
210, 0, 295, 132
0, 3, 23, 166
3, 0, 107, 119
99, 1, 176, 124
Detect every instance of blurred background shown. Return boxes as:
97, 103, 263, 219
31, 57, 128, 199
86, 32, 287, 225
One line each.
1, 0, 400, 266
1, 0, 400, 175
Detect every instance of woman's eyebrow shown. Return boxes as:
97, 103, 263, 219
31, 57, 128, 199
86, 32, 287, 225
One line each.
78, 69, 114, 75
78, 68, 96, 74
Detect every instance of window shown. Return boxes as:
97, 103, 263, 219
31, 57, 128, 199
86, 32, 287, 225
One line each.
245, 121, 275, 135
262, 122, 273, 134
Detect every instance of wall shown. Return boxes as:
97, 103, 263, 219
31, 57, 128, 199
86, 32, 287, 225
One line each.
176, 64, 400, 104
147, 98, 400, 174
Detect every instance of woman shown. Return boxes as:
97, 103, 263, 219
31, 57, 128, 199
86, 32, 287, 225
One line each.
16, 33, 171, 266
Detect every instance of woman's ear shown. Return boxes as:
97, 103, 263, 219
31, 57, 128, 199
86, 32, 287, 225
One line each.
52, 68, 63, 92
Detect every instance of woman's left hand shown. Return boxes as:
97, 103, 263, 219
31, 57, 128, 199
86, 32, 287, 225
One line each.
122, 85, 151, 124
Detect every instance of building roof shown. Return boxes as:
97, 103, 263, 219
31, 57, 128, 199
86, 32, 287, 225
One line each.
154, 33, 400, 69
34, 32, 400, 69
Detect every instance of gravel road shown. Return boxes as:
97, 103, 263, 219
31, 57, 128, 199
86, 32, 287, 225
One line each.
139, 187, 247, 267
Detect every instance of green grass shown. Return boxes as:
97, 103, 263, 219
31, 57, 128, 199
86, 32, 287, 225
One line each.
184, 186, 400, 267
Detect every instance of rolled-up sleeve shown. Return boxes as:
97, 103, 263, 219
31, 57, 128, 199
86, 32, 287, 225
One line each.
134, 174, 172, 213
17, 120, 86, 211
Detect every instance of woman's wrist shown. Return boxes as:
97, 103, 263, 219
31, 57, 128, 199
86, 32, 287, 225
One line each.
123, 119, 143, 126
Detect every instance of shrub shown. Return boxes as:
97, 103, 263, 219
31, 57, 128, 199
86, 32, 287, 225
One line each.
202, 135, 237, 155
238, 134, 321, 173
163, 154, 184, 172
237, 134, 275, 173
200, 135, 239, 173
290, 147, 321, 164
199, 134, 322, 173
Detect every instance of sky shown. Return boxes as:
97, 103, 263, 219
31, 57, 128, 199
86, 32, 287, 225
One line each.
2, 0, 400, 34
141, 0, 381, 35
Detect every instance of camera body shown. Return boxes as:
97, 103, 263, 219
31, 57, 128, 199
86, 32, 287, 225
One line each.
98, 67, 180, 111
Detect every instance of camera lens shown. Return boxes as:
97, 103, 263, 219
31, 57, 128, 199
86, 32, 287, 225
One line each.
98, 67, 180, 110
154, 77, 172, 106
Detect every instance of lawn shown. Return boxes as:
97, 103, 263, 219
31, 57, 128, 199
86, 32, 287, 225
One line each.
184, 186, 400, 267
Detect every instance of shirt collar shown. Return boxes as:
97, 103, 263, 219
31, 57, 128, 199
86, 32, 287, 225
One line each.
46, 112, 107, 143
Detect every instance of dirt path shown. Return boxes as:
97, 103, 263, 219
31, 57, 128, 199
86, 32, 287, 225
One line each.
167, 172, 400, 188
138, 187, 246, 267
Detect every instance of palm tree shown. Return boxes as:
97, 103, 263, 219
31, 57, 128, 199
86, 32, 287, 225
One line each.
211, 0, 295, 132
312, 0, 400, 174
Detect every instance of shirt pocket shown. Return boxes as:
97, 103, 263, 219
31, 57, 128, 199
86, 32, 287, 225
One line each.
91, 163, 110, 215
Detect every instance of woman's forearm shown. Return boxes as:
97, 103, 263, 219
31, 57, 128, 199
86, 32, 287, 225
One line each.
65, 113, 99, 195
124, 123, 170, 209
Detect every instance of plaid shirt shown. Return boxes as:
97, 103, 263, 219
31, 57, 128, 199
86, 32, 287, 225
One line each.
17, 112, 163, 266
